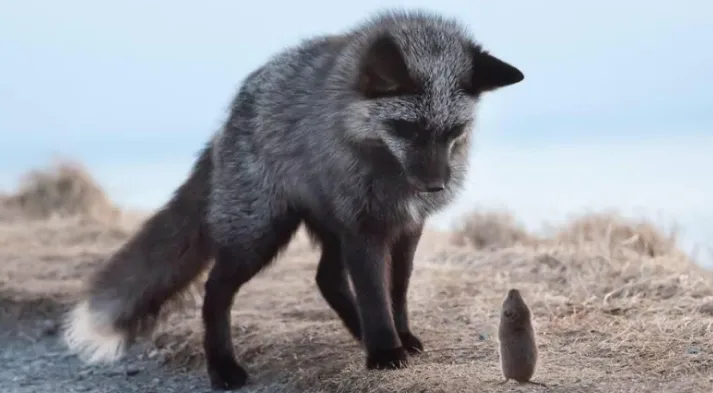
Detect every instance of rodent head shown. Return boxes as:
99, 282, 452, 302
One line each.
342, 11, 523, 194
501, 288, 532, 326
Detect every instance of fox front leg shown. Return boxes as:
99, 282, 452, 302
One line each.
389, 223, 425, 355
341, 232, 407, 370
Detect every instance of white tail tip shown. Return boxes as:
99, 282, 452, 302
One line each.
62, 300, 127, 364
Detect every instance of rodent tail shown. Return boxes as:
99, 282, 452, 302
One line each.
62, 142, 215, 364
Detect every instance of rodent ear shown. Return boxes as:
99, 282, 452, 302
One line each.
464, 45, 524, 95
356, 35, 422, 99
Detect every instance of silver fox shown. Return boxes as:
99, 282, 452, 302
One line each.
62, 9, 524, 390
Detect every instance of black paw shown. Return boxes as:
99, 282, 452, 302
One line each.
207, 356, 249, 391
366, 347, 408, 370
398, 332, 424, 354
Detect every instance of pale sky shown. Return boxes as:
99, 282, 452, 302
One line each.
1, 0, 712, 266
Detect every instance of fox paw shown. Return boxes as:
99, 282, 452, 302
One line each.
398, 332, 424, 354
207, 357, 249, 391
366, 347, 408, 370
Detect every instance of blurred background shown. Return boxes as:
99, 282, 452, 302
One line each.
1, 0, 711, 267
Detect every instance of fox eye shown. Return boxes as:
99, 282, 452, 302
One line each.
385, 119, 423, 141
439, 124, 467, 142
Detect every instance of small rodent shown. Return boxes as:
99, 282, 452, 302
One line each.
498, 288, 547, 387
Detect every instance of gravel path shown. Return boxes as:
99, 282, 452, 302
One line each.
0, 319, 212, 393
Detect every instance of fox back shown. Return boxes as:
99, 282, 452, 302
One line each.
209, 10, 524, 241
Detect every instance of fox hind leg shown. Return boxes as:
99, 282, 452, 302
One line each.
202, 207, 300, 390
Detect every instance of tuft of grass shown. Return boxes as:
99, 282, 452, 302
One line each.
450, 209, 536, 250
0, 158, 121, 224
452, 208, 682, 259
546, 210, 679, 258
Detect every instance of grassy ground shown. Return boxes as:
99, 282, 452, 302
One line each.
1, 161, 712, 393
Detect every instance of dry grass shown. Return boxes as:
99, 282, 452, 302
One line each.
0, 159, 139, 320
0, 158, 122, 224
450, 209, 537, 249
1, 161, 712, 392
545, 210, 680, 258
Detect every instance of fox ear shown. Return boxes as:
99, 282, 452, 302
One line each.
465, 46, 524, 95
356, 35, 422, 99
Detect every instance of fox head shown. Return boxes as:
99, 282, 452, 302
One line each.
342, 11, 523, 193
